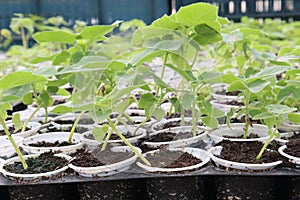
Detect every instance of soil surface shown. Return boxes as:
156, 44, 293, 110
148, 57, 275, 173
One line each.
70, 148, 134, 167
229, 116, 261, 125
42, 126, 89, 134
54, 118, 94, 125
216, 89, 242, 96
282, 132, 300, 140
148, 131, 203, 142
28, 141, 75, 147
85, 131, 137, 140
153, 120, 204, 131
215, 140, 281, 164
284, 139, 300, 158
223, 133, 260, 139
217, 100, 244, 106
0, 126, 30, 136
145, 149, 202, 168
4, 151, 68, 174
165, 110, 193, 119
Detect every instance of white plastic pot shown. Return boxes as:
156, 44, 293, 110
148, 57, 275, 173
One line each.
136, 147, 210, 172
279, 122, 300, 132
81, 125, 146, 148
68, 146, 140, 177
278, 145, 300, 166
51, 113, 95, 129
20, 132, 83, 154
211, 83, 243, 101
208, 123, 271, 143
0, 153, 71, 180
0, 122, 41, 138
144, 126, 208, 148
210, 146, 282, 171
275, 132, 297, 145
0, 135, 24, 158
210, 99, 244, 114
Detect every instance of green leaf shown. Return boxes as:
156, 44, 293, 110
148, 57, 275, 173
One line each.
181, 93, 194, 110
247, 79, 269, 93
288, 113, 300, 124
266, 104, 296, 115
53, 50, 71, 65
90, 110, 112, 123
33, 31, 78, 44
226, 108, 235, 129
227, 80, 247, 92
254, 66, 290, 78
22, 93, 33, 105
277, 85, 295, 102
50, 105, 72, 114
40, 91, 53, 107
252, 112, 274, 120
151, 14, 181, 29
201, 116, 218, 128
0, 72, 46, 90
221, 73, 240, 84
92, 126, 108, 142
30, 55, 55, 64
12, 113, 22, 132
152, 108, 165, 121
193, 24, 222, 45
176, 2, 220, 31
47, 86, 59, 94
0, 103, 12, 119
34, 65, 57, 77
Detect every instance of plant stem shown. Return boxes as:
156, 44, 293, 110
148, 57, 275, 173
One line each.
156, 53, 168, 96
21, 106, 41, 132
44, 107, 48, 124
133, 118, 149, 136
68, 111, 85, 143
107, 118, 151, 166
243, 90, 250, 139
20, 27, 27, 49
256, 120, 279, 160
0, 119, 28, 169
192, 87, 197, 137
101, 127, 114, 151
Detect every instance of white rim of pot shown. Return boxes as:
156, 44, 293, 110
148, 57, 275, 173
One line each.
80, 125, 147, 147
275, 132, 296, 145
20, 132, 83, 154
51, 113, 95, 128
0, 153, 71, 180
0, 122, 41, 138
279, 122, 300, 132
68, 146, 140, 177
208, 123, 271, 143
211, 84, 243, 101
210, 146, 282, 171
144, 126, 208, 148
278, 145, 300, 165
136, 147, 210, 172
210, 99, 245, 113
0, 135, 24, 158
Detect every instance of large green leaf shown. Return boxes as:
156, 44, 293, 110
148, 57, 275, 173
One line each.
254, 66, 290, 78
176, 3, 220, 31
151, 14, 181, 29
33, 31, 78, 44
266, 104, 296, 115
247, 79, 269, 93
193, 24, 222, 45
0, 72, 46, 90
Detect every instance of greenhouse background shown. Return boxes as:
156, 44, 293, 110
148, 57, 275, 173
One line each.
1, 0, 300, 30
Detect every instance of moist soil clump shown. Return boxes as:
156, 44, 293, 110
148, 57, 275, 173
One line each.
215, 141, 281, 164
146, 149, 202, 168
165, 110, 193, 119
0, 126, 30, 136
218, 100, 244, 106
28, 141, 75, 147
284, 139, 300, 158
54, 118, 94, 125
85, 131, 136, 140
153, 120, 204, 130
41, 126, 88, 134
149, 131, 202, 142
216, 89, 241, 96
4, 151, 68, 174
70, 148, 134, 167
223, 133, 259, 139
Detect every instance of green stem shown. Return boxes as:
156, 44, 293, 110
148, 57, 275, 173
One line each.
0, 119, 28, 169
133, 118, 149, 136
243, 90, 250, 139
20, 27, 27, 49
256, 121, 279, 160
191, 87, 196, 137
22, 106, 41, 132
44, 107, 49, 124
156, 53, 169, 96
101, 127, 114, 151
68, 111, 85, 143
107, 118, 151, 166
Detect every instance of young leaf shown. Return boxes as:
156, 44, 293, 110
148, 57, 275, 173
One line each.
0, 72, 46, 90
92, 126, 108, 143
266, 104, 296, 115
33, 31, 78, 44
288, 113, 300, 124
22, 93, 33, 105
247, 79, 269, 93
227, 80, 247, 92
0, 103, 12, 119
201, 116, 218, 128
12, 113, 22, 133
181, 93, 194, 110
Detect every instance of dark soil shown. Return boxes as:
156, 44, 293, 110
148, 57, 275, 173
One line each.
165, 110, 193, 119
110, 112, 144, 119
4, 151, 68, 174
217, 100, 244, 106
229, 116, 261, 125
148, 131, 203, 142
85, 131, 136, 140
223, 133, 260, 139
70, 148, 134, 167
42, 126, 88, 134
0, 125, 30, 136
54, 118, 94, 125
28, 141, 75, 147
284, 139, 300, 158
216, 89, 242, 96
145, 149, 202, 168
282, 132, 300, 140
153, 120, 204, 131
214, 140, 280, 164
